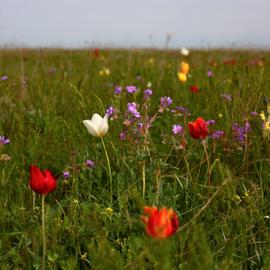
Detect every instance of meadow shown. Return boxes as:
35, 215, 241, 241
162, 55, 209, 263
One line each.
0, 48, 270, 269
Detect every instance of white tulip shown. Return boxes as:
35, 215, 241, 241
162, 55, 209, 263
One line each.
83, 113, 108, 138
181, 47, 190, 56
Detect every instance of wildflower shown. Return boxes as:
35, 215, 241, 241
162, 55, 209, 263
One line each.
144, 89, 153, 99
29, 165, 57, 195
93, 48, 100, 58
172, 124, 184, 135
83, 113, 108, 138
160, 96, 173, 108
171, 106, 189, 116
251, 111, 258, 116
221, 93, 232, 101
206, 119, 216, 126
114, 86, 122, 95
180, 61, 190, 74
127, 102, 141, 118
260, 111, 266, 121
86, 159, 95, 168
210, 130, 224, 139
188, 117, 208, 139
232, 122, 251, 144
63, 171, 70, 179
178, 72, 187, 83
1, 75, 8, 81
207, 70, 213, 77
105, 105, 115, 119
180, 47, 189, 56
99, 68, 110, 76
147, 81, 152, 88
126, 85, 137, 94
0, 136, 10, 145
141, 206, 179, 239
189, 85, 199, 93
119, 132, 126, 140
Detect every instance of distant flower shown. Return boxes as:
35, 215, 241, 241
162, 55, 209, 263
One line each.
99, 68, 110, 76
251, 111, 258, 116
178, 72, 187, 83
210, 130, 224, 139
63, 171, 70, 179
147, 81, 152, 88
207, 70, 213, 77
29, 165, 57, 195
144, 89, 153, 99
119, 132, 126, 140
188, 117, 208, 139
105, 105, 115, 119
160, 96, 173, 108
189, 85, 199, 93
141, 206, 179, 239
232, 122, 251, 144
221, 93, 232, 101
172, 124, 184, 135
83, 113, 108, 138
0, 136, 10, 145
126, 85, 137, 94
180, 47, 189, 56
93, 48, 100, 58
86, 159, 95, 168
114, 86, 122, 95
127, 102, 141, 118
1, 75, 8, 81
171, 106, 189, 115
206, 119, 216, 126
180, 61, 190, 75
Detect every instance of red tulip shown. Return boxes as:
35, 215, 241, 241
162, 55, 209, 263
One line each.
93, 48, 100, 58
188, 117, 208, 139
141, 206, 179, 239
29, 165, 57, 195
189, 85, 199, 93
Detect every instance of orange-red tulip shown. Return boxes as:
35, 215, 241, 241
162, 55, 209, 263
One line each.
141, 206, 179, 239
29, 165, 57, 195
188, 117, 208, 139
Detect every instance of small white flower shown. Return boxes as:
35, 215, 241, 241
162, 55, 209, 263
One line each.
181, 47, 190, 56
83, 113, 108, 138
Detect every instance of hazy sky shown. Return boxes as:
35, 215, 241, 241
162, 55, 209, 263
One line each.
0, 0, 270, 48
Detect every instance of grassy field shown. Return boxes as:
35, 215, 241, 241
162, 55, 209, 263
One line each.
1, 48, 270, 269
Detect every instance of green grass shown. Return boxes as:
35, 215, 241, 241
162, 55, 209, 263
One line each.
1, 48, 270, 269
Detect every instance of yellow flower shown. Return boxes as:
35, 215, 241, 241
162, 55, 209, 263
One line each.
178, 72, 187, 83
260, 111, 266, 121
180, 61, 190, 74
218, 113, 223, 118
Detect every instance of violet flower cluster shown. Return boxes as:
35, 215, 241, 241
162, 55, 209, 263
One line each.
232, 122, 251, 144
0, 136, 10, 145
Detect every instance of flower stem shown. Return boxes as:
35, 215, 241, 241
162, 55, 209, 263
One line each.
101, 137, 113, 205
202, 140, 211, 187
41, 194, 46, 270
142, 160, 146, 198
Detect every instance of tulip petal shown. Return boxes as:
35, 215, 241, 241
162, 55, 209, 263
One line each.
83, 120, 99, 137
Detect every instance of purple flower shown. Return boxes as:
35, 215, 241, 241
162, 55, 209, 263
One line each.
86, 160, 95, 168
207, 70, 213, 77
232, 122, 251, 144
138, 122, 143, 129
119, 132, 126, 140
0, 136, 10, 145
210, 130, 224, 139
127, 102, 141, 118
144, 89, 153, 99
126, 85, 137, 94
63, 171, 70, 179
171, 106, 189, 115
114, 86, 122, 95
106, 105, 115, 118
206, 119, 216, 126
251, 111, 258, 116
221, 93, 232, 101
160, 96, 173, 108
1, 75, 8, 81
172, 124, 184, 135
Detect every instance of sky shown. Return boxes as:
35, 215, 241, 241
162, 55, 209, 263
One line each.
0, 0, 270, 49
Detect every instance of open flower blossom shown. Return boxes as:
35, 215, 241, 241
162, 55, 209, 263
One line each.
141, 206, 179, 239
83, 113, 108, 138
189, 85, 199, 93
181, 47, 189, 56
29, 165, 57, 195
180, 61, 190, 75
178, 72, 187, 83
188, 117, 208, 139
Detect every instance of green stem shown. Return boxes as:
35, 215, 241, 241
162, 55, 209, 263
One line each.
202, 140, 211, 187
41, 195, 46, 270
101, 137, 113, 205
142, 160, 146, 198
